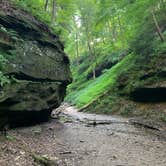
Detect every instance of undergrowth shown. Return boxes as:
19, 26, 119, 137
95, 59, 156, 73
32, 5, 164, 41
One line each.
66, 53, 136, 108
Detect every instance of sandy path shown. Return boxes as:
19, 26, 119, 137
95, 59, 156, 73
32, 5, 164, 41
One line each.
0, 104, 166, 166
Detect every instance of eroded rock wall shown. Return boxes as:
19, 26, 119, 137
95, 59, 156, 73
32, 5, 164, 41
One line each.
0, 1, 71, 128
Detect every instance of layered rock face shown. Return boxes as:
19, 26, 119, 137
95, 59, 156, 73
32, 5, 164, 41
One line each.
118, 54, 166, 102
0, 1, 71, 128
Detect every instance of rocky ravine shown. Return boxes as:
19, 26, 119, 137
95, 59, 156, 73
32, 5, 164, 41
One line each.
0, 1, 71, 128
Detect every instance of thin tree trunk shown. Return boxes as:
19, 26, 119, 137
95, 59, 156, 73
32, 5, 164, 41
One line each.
117, 13, 125, 47
51, 0, 56, 23
44, 0, 49, 11
75, 31, 79, 65
84, 17, 96, 79
92, 69, 96, 80
91, 37, 98, 80
102, 37, 106, 44
87, 38, 96, 80
92, 47, 97, 80
111, 15, 117, 42
106, 21, 114, 47
117, 13, 123, 34
151, 10, 164, 42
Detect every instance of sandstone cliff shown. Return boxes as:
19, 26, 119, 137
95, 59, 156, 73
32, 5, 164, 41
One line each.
0, 0, 71, 128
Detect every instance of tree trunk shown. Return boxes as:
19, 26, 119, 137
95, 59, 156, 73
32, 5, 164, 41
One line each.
84, 17, 96, 80
106, 21, 114, 47
44, 0, 49, 11
87, 39, 96, 80
92, 68, 96, 80
75, 31, 79, 65
92, 46, 97, 79
151, 10, 164, 42
117, 12, 125, 47
111, 15, 117, 42
51, 0, 56, 23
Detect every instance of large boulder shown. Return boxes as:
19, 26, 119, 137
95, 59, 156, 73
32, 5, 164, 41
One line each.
0, 1, 72, 128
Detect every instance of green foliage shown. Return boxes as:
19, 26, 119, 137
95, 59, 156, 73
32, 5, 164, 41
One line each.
14, 0, 166, 61
161, 114, 166, 123
66, 54, 136, 107
85, 94, 119, 114
129, 0, 166, 56
5, 134, 16, 141
0, 54, 7, 68
120, 104, 134, 116
14, 0, 51, 24
12, 0, 166, 117
0, 72, 10, 87
0, 54, 10, 87
154, 41, 166, 55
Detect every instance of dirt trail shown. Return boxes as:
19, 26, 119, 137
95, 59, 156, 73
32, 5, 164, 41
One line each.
0, 104, 166, 166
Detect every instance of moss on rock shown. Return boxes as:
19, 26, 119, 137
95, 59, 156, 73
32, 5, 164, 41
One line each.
0, 1, 71, 129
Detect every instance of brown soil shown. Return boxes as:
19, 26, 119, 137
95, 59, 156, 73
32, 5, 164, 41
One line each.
0, 104, 166, 166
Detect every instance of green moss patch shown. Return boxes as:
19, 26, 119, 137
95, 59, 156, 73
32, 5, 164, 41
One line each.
66, 54, 136, 107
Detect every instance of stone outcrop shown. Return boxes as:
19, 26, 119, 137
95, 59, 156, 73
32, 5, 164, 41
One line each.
83, 53, 166, 119
118, 54, 166, 102
0, 1, 72, 128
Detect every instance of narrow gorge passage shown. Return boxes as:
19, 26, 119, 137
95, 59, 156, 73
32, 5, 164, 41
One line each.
0, 1, 166, 166
0, 104, 166, 166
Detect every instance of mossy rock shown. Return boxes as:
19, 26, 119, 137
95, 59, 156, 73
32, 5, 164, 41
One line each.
0, 1, 71, 129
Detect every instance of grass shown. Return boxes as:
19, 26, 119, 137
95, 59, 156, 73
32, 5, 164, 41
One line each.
5, 134, 16, 141
66, 53, 136, 108
161, 114, 166, 123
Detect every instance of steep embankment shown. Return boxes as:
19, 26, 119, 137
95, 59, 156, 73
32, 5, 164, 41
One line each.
84, 54, 166, 118
0, 0, 71, 128
66, 53, 135, 107
66, 23, 166, 122
66, 52, 166, 122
